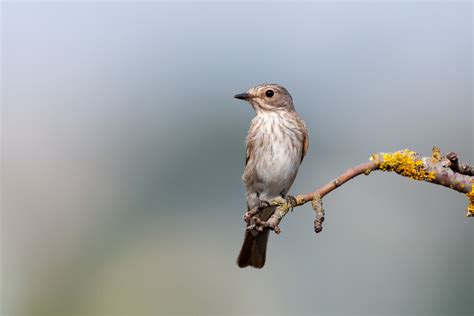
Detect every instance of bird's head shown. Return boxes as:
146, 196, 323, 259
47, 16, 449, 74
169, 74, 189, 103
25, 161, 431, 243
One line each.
234, 83, 294, 113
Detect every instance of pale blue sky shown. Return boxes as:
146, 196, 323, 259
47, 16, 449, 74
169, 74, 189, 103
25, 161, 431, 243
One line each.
2, 1, 473, 315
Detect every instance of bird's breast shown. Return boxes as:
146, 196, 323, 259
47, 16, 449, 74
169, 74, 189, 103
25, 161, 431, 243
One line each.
245, 112, 304, 196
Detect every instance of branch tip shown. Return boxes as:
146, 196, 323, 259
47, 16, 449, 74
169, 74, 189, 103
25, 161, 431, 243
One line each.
311, 195, 325, 234
467, 181, 474, 217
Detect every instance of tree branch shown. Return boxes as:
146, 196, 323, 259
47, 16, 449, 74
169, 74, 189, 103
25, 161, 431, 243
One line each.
245, 147, 474, 235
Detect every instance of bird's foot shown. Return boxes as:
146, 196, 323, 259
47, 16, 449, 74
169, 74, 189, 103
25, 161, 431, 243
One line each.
243, 199, 271, 223
282, 195, 298, 212
246, 216, 281, 235
244, 195, 305, 234
246, 197, 288, 234
258, 199, 271, 209
243, 211, 253, 222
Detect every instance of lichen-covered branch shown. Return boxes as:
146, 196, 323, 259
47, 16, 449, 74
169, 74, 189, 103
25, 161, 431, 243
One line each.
245, 147, 474, 235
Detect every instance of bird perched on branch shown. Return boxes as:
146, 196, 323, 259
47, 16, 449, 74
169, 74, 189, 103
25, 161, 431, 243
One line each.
234, 83, 309, 268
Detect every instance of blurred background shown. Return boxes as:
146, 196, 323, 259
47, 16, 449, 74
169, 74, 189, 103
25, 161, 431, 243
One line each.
1, 1, 473, 315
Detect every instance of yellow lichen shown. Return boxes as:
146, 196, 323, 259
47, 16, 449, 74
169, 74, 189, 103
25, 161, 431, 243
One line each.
431, 146, 442, 162
467, 180, 474, 217
377, 149, 436, 181
295, 194, 307, 205
270, 197, 291, 217
311, 195, 324, 218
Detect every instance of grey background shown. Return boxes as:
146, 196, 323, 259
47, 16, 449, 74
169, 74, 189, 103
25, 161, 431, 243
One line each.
1, 1, 473, 315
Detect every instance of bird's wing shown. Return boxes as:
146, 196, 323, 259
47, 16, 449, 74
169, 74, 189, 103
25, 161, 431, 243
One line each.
300, 123, 309, 163
245, 145, 251, 166
245, 133, 255, 166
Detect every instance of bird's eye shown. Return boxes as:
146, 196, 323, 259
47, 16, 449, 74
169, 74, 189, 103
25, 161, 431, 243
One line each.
265, 90, 274, 98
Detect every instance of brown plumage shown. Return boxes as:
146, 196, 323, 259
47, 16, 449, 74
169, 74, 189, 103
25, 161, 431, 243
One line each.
234, 83, 309, 268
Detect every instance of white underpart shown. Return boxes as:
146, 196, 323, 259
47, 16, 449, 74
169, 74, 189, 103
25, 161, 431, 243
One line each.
249, 111, 303, 202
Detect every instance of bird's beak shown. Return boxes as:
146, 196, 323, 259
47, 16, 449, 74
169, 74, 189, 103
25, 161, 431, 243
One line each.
234, 92, 251, 100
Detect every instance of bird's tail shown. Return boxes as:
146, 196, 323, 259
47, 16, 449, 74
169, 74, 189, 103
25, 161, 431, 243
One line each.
237, 205, 275, 268
237, 229, 269, 268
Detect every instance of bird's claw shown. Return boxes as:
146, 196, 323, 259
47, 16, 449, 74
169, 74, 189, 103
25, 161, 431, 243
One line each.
243, 212, 253, 222
246, 216, 281, 235
243, 199, 271, 223
244, 198, 287, 233
283, 195, 297, 212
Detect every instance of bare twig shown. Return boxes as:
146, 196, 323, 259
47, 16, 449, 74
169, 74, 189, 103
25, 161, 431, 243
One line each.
245, 147, 474, 235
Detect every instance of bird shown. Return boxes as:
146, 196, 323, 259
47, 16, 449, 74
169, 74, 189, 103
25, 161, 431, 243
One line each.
234, 83, 309, 268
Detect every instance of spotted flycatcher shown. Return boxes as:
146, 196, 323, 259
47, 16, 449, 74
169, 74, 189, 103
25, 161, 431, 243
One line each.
234, 83, 309, 268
